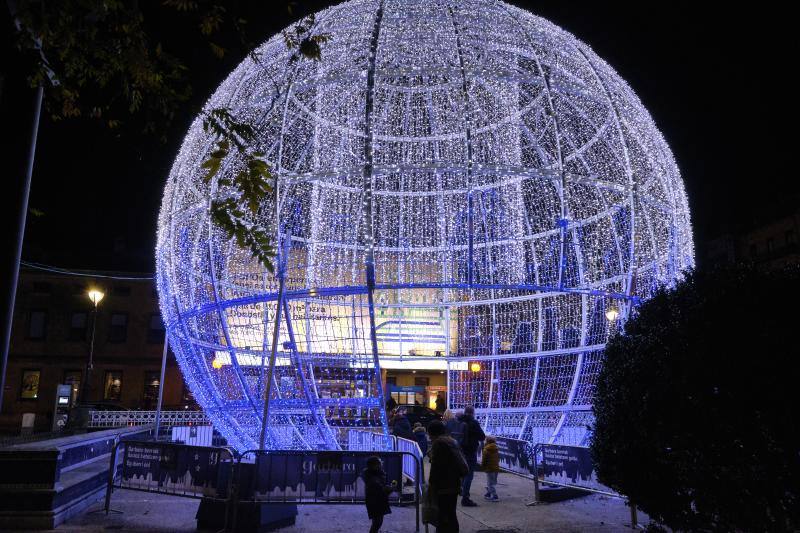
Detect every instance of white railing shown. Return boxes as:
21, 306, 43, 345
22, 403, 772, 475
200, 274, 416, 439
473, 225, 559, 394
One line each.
88, 410, 210, 428
347, 429, 424, 483
346, 427, 394, 451
395, 436, 424, 483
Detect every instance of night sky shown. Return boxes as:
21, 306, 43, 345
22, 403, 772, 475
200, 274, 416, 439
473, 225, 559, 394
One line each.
2, 2, 795, 273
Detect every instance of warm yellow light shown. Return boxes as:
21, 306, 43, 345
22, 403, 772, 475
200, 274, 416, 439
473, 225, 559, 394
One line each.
87, 289, 105, 306
605, 308, 620, 321
470, 362, 481, 373
211, 358, 223, 370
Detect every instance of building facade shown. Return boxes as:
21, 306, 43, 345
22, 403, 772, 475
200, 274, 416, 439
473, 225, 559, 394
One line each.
705, 207, 800, 270
0, 268, 190, 434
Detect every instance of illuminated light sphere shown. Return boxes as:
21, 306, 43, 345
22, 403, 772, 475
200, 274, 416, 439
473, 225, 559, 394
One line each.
605, 308, 620, 322
470, 362, 482, 373
156, 0, 693, 451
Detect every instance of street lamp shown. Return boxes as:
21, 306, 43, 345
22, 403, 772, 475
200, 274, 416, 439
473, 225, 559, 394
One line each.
470, 362, 481, 373
78, 288, 104, 404
605, 307, 620, 322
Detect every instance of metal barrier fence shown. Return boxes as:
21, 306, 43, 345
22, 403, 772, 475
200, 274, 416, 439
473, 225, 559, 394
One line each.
529, 443, 639, 528
395, 436, 424, 483
346, 428, 394, 452
347, 429, 424, 484
104, 440, 422, 531
104, 440, 235, 507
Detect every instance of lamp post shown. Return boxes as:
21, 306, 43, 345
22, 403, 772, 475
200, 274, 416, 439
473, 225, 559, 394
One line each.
79, 288, 104, 405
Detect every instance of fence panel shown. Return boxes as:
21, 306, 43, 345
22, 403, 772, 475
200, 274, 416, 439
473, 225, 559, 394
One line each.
104, 440, 234, 512
395, 437, 423, 483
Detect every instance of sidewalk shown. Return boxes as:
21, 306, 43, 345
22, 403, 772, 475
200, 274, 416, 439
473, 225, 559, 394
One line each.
44, 469, 645, 533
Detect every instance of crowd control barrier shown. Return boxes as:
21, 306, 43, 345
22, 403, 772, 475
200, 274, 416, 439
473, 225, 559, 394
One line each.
103, 441, 422, 531
103, 440, 236, 527
232, 449, 422, 531
529, 443, 639, 528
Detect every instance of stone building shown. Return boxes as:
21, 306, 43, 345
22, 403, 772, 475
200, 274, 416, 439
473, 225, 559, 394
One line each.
0, 267, 190, 434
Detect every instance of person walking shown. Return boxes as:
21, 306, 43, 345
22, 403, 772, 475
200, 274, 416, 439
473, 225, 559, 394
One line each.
362, 456, 395, 533
427, 420, 468, 532
457, 405, 485, 507
413, 422, 429, 457
435, 392, 446, 413
481, 435, 500, 501
442, 409, 463, 445
392, 407, 414, 441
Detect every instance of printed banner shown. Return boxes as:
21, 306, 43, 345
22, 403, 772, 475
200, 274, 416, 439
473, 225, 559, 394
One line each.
494, 436, 536, 476
249, 452, 404, 502
119, 442, 228, 497
540, 444, 616, 495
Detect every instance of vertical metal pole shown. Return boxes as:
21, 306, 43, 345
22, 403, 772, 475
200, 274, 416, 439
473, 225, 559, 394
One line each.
79, 302, 99, 405
0, 85, 43, 414
259, 234, 288, 450
154, 337, 169, 440
360, 0, 389, 438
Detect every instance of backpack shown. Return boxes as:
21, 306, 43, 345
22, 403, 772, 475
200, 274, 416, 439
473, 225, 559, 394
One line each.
448, 419, 466, 447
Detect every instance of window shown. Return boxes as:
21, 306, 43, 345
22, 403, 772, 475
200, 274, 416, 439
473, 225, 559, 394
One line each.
414, 377, 430, 387
20, 369, 41, 399
64, 370, 82, 406
69, 312, 88, 341
28, 310, 47, 340
147, 313, 165, 343
386, 376, 397, 386
103, 371, 123, 401
31, 282, 52, 294
108, 313, 128, 342
142, 371, 161, 408
112, 286, 131, 297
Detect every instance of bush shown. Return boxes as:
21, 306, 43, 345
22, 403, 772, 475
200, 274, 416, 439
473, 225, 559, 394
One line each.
591, 265, 800, 531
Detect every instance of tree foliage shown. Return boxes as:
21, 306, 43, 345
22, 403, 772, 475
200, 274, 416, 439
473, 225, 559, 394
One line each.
591, 265, 800, 531
199, 13, 329, 270
8, 0, 331, 270
8, 0, 234, 134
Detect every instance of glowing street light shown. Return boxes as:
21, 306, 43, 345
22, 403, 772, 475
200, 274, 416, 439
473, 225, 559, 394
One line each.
87, 288, 105, 307
79, 288, 105, 405
470, 362, 482, 373
605, 307, 620, 322
211, 357, 224, 370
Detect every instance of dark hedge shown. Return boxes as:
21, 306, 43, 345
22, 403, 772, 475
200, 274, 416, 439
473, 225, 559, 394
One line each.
591, 265, 800, 531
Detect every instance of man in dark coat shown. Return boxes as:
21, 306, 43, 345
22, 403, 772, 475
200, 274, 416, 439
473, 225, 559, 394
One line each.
391, 407, 414, 441
457, 405, 485, 507
362, 456, 394, 533
427, 420, 468, 532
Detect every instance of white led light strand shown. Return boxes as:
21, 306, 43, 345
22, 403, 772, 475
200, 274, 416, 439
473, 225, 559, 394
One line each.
156, 0, 693, 451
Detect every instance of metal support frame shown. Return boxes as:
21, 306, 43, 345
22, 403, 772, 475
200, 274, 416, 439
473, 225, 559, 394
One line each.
360, 0, 390, 437
0, 85, 43, 414
153, 337, 169, 439
259, 233, 290, 449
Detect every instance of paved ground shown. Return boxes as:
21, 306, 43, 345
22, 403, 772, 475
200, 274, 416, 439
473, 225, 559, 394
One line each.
42, 468, 647, 533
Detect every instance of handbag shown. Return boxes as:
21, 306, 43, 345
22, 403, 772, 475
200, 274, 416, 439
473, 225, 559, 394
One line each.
421, 483, 439, 526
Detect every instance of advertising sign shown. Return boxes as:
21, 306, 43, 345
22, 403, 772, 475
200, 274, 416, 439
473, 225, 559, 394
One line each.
249, 451, 403, 502
493, 436, 535, 476
119, 442, 227, 497
540, 444, 615, 495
